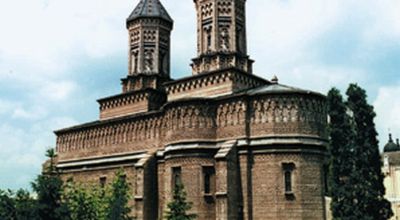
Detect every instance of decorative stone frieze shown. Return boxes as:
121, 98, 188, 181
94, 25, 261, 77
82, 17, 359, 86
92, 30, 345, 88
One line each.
166, 69, 267, 101
98, 89, 166, 120
250, 94, 327, 138
56, 90, 326, 163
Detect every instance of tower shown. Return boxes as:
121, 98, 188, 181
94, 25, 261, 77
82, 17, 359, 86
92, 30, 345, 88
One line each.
122, 0, 173, 92
54, 1, 328, 219
191, 0, 253, 75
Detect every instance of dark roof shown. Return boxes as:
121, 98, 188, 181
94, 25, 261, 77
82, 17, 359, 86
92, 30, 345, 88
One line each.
384, 134, 399, 152
127, 0, 173, 23
164, 67, 269, 87
246, 82, 324, 98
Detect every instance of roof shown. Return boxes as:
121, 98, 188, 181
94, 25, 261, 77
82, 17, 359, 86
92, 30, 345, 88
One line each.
127, 0, 173, 23
246, 82, 324, 97
384, 134, 400, 153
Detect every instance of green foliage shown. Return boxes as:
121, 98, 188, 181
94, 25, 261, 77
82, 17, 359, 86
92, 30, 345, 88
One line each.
64, 181, 108, 220
106, 169, 132, 220
0, 189, 16, 220
346, 84, 393, 220
0, 151, 135, 220
31, 148, 70, 220
14, 189, 38, 220
0, 189, 38, 220
328, 85, 393, 220
327, 88, 357, 219
165, 181, 196, 220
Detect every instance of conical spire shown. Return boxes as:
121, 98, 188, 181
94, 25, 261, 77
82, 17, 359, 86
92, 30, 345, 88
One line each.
127, 0, 172, 23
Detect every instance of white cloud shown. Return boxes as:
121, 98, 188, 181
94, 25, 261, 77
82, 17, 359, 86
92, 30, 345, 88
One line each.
279, 64, 367, 93
0, 100, 20, 115
12, 106, 48, 121
0, 116, 78, 189
366, 0, 400, 41
39, 80, 77, 101
374, 84, 400, 146
0, 0, 130, 65
248, 0, 342, 66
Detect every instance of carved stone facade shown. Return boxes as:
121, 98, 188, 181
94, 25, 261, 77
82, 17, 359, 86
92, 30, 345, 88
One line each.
53, 0, 328, 219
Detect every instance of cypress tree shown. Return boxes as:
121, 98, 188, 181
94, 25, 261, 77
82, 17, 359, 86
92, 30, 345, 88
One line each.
0, 189, 16, 220
64, 182, 107, 220
15, 189, 38, 220
106, 169, 132, 220
165, 180, 196, 220
346, 84, 392, 220
327, 88, 356, 219
31, 148, 70, 220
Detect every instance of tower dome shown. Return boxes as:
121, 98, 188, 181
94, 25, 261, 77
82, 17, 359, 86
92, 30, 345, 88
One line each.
123, 0, 173, 92
127, 0, 173, 24
384, 133, 399, 152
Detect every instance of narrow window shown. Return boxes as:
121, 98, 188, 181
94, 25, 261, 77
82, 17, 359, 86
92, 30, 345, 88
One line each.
284, 171, 292, 193
282, 163, 295, 196
204, 172, 211, 194
323, 164, 329, 195
120, 174, 127, 182
203, 166, 215, 195
99, 176, 107, 188
207, 34, 212, 49
172, 167, 182, 190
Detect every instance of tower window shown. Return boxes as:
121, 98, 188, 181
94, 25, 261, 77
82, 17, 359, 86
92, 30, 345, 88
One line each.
203, 166, 215, 195
207, 33, 212, 49
204, 26, 212, 51
282, 163, 295, 196
284, 171, 292, 193
99, 176, 107, 188
172, 167, 182, 190
323, 164, 329, 195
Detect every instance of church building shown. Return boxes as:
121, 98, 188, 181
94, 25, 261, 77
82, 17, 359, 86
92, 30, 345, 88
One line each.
54, 0, 328, 219
383, 133, 400, 220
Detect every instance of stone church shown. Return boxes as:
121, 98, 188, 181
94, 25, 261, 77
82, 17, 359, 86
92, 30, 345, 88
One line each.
54, 0, 328, 219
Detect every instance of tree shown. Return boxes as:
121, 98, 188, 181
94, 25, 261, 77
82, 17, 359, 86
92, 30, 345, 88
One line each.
165, 180, 196, 220
346, 84, 393, 220
14, 189, 38, 220
31, 148, 70, 220
0, 189, 16, 220
327, 88, 357, 219
0, 189, 38, 220
64, 181, 108, 220
106, 169, 132, 220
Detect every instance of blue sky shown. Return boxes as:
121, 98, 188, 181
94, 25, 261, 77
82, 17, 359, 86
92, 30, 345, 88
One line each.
0, 0, 399, 190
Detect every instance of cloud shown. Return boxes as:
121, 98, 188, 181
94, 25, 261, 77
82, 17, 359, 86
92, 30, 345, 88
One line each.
374, 84, 400, 145
12, 106, 48, 121
39, 81, 77, 101
0, 117, 78, 189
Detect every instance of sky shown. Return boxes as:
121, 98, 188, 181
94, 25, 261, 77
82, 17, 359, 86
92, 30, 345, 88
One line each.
0, 0, 399, 190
